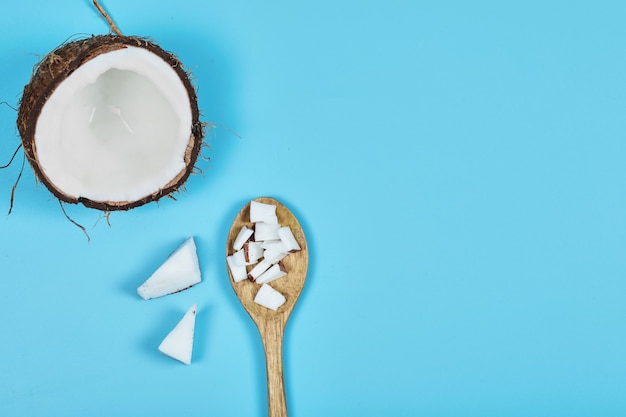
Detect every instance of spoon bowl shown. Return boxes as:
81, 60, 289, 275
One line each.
227, 197, 308, 417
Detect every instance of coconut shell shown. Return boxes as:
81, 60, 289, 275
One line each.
17, 35, 204, 211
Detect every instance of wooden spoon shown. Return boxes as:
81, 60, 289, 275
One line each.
226, 197, 308, 417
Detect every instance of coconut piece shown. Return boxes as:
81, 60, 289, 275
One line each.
263, 247, 288, 265
254, 222, 280, 242
256, 263, 287, 285
227, 248, 254, 266
137, 237, 201, 300
244, 241, 264, 264
260, 240, 287, 251
278, 226, 301, 252
254, 284, 286, 311
233, 226, 253, 251
158, 304, 197, 365
226, 254, 248, 283
250, 201, 278, 224
17, 35, 204, 211
248, 259, 272, 281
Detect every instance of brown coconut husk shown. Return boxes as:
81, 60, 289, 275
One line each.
17, 34, 204, 211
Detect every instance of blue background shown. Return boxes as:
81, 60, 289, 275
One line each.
1, 1, 626, 416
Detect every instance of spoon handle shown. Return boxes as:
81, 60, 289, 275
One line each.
261, 318, 288, 417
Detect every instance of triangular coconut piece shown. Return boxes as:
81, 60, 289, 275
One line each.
137, 237, 201, 300
158, 304, 197, 365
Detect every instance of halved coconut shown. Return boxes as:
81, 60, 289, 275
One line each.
17, 35, 204, 211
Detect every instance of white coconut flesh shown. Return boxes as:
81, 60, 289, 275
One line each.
137, 237, 201, 300
158, 304, 197, 365
227, 201, 304, 312
34, 46, 192, 203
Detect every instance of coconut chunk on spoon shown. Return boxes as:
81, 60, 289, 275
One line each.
278, 226, 301, 252
254, 222, 281, 241
137, 237, 201, 300
226, 255, 248, 283
228, 248, 249, 266
158, 304, 197, 365
250, 201, 278, 224
263, 247, 288, 265
261, 240, 287, 251
256, 264, 287, 285
244, 241, 264, 264
254, 284, 286, 311
248, 259, 272, 281
233, 226, 253, 251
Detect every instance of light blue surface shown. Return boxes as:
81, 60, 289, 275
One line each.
1, 1, 626, 415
